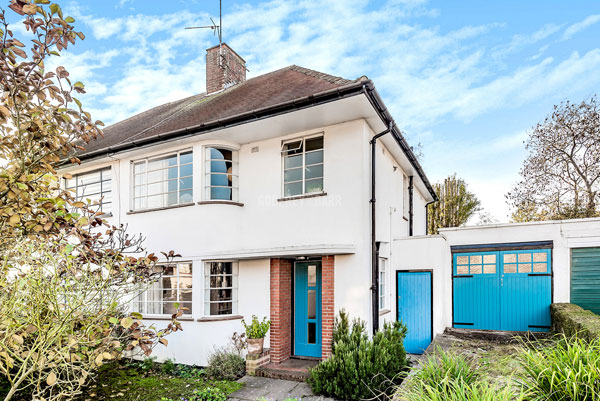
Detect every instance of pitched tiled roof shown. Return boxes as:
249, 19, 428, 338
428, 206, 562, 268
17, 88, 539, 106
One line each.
80, 65, 358, 156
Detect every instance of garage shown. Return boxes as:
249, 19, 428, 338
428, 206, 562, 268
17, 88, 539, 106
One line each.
571, 247, 600, 314
452, 244, 552, 332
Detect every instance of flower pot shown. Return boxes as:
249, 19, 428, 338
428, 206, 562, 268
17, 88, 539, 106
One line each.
247, 337, 264, 355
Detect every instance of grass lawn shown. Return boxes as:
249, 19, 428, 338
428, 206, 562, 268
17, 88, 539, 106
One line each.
1, 361, 243, 401
78, 362, 243, 401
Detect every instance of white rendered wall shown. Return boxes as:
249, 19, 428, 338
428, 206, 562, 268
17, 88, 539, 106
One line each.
392, 236, 452, 337
61, 118, 429, 364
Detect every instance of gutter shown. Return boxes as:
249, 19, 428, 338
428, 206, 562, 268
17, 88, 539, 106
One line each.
370, 122, 393, 335
74, 79, 438, 202
74, 80, 367, 164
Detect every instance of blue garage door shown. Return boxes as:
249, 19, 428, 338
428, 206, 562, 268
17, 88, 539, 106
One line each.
397, 271, 432, 354
453, 249, 551, 332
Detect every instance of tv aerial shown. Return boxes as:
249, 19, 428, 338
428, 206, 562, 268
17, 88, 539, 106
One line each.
185, 0, 223, 45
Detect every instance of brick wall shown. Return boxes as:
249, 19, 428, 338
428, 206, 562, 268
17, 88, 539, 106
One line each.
321, 255, 335, 359
205, 43, 246, 94
270, 258, 292, 363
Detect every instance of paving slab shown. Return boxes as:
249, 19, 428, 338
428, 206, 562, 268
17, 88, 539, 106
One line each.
228, 376, 334, 401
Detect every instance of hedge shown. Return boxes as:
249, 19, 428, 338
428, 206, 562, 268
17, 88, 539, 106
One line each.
551, 303, 600, 341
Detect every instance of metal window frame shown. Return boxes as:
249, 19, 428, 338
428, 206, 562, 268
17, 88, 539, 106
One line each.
204, 260, 239, 316
203, 146, 239, 201
281, 133, 324, 198
65, 167, 113, 214
131, 149, 193, 211
379, 257, 387, 310
137, 261, 193, 318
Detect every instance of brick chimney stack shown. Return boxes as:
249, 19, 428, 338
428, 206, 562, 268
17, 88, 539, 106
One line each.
206, 43, 246, 94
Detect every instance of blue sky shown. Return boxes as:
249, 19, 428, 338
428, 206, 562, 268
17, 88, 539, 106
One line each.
9, 0, 600, 221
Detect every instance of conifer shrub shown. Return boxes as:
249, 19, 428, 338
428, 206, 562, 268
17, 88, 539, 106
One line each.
308, 310, 408, 400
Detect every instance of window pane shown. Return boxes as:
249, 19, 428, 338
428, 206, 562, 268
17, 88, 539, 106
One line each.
167, 192, 178, 206
78, 171, 101, 186
284, 154, 302, 169
518, 253, 532, 263
308, 290, 316, 319
210, 262, 232, 275
282, 140, 303, 155
180, 163, 193, 177
211, 187, 232, 200
134, 163, 146, 174
305, 137, 323, 151
180, 151, 193, 164
306, 150, 323, 165
179, 190, 193, 203
308, 322, 316, 344
210, 172, 230, 187
80, 182, 101, 197
305, 164, 323, 180
148, 155, 176, 171
210, 275, 233, 288
284, 182, 303, 197
179, 276, 193, 290
305, 179, 323, 194
180, 176, 193, 190
147, 194, 163, 208
284, 168, 302, 183
211, 302, 232, 315
308, 265, 317, 286
134, 174, 146, 186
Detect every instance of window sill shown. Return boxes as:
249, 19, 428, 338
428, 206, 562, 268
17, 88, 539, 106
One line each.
197, 201, 244, 207
127, 202, 195, 215
379, 309, 391, 316
197, 314, 244, 322
277, 192, 327, 202
141, 315, 194, 321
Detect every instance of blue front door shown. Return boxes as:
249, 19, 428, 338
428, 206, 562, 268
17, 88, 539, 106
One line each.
453, 249, 552, 332
397, 271, 432, 354
294, 261, 322, 358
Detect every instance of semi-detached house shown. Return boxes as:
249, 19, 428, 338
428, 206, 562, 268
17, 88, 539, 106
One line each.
61, 43, 436, 365
61, 43, 600, 366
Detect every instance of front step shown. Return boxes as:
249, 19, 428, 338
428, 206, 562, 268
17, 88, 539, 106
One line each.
255, 358, 319, 382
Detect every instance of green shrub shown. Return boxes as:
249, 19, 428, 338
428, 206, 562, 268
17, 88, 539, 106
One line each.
398, 349, 520, 401
205, 348, 246, 381
520, 335, 600, 401
191, 386, 227, 401
551, 303, 600, 341
308, 310, 408, 400
161, 358, 176, 375
242, 315, 271, 339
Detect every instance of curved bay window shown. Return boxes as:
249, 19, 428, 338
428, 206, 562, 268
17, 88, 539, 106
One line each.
205, 147, 238, 201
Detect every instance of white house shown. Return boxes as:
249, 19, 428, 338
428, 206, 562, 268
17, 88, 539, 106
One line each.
62, 43, 600, 366
61, 43, 435, 366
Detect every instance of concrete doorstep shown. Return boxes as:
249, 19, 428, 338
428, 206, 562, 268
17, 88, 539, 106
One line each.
228, 376, 334, 401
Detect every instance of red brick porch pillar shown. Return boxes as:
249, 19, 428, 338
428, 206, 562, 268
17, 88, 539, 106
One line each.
321, 256, 335, 359
270, 258, 292, 364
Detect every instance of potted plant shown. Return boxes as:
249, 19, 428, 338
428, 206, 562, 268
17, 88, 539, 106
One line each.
242, 315, 271, 355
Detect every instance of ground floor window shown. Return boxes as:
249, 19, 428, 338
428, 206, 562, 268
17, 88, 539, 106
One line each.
136, 262, 193, 316
205, 261, 238, 315
379, 258, 387, 309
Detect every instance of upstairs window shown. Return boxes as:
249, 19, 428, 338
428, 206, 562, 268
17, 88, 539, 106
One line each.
132, 150, 193, 211
205, 147, 238, 201
282, 135, 324, 197
65, 167, 112, 214
137, 262, 193, 316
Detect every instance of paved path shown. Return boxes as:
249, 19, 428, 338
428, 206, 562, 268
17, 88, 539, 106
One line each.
228, 376, 334, 401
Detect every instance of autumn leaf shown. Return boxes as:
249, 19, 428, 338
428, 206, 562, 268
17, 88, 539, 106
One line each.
46, 371, 57, 386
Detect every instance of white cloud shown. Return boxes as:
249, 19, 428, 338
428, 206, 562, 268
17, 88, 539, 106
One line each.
562, 14, 600, 40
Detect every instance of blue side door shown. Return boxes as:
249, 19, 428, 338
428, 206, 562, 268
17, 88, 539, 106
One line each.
294, 262, 322, 358
453, 249, 551, 332
397, 271, 432, 354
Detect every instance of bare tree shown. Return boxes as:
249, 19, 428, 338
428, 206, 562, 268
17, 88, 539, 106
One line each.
508, 96, 600, 221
